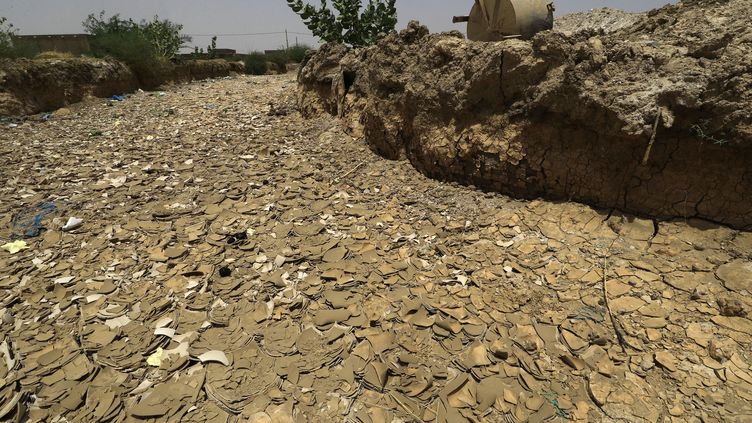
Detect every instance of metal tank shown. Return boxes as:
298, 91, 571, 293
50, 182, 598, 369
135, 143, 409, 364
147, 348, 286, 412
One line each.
453, 0, 555, 41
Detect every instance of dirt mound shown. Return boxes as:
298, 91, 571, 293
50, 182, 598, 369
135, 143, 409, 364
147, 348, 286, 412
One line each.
142, 59, 244, 87
0, 57, 138, 116
299, 0, 752, 229
0, 58, 244, 116
555, 7, 642, 35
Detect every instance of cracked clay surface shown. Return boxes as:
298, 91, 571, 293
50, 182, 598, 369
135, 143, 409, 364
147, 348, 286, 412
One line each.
0, 73, 751, 422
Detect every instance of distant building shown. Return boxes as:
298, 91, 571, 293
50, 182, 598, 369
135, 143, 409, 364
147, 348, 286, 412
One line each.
212, 48, 237, 57
177, 48, 239, 60
12, 34, 92, 55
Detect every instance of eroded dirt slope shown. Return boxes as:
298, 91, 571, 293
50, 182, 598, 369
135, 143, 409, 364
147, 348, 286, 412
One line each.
0, 74, 751, 423
299, 0, 752, 229
554, 8, 642, 35
0, 57, 138, 117
0, 58, 243, 116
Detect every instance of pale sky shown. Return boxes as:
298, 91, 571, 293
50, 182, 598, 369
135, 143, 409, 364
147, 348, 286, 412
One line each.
2, 1, 675, 52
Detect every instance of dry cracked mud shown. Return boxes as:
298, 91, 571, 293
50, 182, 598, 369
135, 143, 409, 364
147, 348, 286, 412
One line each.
1, 74, 751, 423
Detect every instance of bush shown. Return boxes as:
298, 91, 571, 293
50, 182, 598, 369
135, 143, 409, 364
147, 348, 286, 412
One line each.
286, 44, 312, 63
0, 17, 37, 58
286, 0, 397, 47
266, 51, 290, 71
0, 17, 14, 57
244, 52, 267, 75
83, 12, 190, 60
82, 12, 193, 81
141, 16, 192, 60
88, 29, 171, 78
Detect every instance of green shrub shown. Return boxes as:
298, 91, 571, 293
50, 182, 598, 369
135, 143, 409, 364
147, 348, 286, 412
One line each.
82, 11, 192, 80
88, 29, 171, 78
141, 16, 192, 60
286, 44, 312, 63
286, 0, 397, 47
244, 52, 267, 75
266, 51, 290, 72
83, 12, 190, 60
0, 17, 37, 58
0, 17, 14, 57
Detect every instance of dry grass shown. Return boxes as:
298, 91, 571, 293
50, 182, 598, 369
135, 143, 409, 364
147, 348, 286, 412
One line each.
35, 51, 76, 60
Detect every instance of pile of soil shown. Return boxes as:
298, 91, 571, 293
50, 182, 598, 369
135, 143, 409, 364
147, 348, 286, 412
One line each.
299, 0, 752, 229
0, 57, 137, 116
0, 58, 243, 116
554, 7, 643, 35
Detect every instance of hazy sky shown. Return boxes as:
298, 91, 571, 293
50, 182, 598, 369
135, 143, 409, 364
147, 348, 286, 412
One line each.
2, 1, 674, 52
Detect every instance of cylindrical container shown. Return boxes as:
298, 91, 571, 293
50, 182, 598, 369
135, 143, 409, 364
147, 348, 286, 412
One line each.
468, 0, 554, 41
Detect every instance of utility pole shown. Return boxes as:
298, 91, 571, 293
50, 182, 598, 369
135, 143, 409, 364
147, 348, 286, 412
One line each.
285, 29, 289, 49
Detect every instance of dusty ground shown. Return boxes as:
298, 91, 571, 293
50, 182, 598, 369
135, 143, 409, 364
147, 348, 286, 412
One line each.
1, 74, 751, 423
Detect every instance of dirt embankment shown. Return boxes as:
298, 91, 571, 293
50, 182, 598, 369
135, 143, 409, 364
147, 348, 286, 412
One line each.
0, 58, 243, 116
298, 0, 752, 229
554, 7, 643, 35
147, 59, 245, 87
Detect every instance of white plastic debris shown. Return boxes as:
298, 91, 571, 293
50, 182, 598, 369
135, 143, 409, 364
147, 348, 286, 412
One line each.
62, 217, 84, 231
197, 350, 230, 366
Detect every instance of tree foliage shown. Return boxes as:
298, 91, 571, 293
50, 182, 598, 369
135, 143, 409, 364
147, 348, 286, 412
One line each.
0, 17, 38, 58
207, 36, 218, 59
244, 52, 268, 75
0, 17, 17, 57
286, 44, 313, 62
286, 0, 397, 47
82, 12, 139, 36
83, 12, 191, 60
142, 17, 192, 59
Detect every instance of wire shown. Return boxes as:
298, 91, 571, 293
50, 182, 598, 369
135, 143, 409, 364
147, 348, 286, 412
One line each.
186, 31, 315, 37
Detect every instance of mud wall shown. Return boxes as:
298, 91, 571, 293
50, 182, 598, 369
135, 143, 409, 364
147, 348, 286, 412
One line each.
298, 1, 752, 229
0, 58, 243, 116
12, 34, 93, 56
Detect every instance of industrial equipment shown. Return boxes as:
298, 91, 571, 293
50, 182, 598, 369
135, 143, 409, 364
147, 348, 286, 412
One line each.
453, 0, 555, 41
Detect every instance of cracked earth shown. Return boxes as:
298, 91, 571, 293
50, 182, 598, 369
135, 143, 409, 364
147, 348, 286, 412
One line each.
0, 74, 751, 423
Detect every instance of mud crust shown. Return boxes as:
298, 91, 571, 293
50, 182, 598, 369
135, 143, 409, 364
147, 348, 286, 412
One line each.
298, 0, 752, 229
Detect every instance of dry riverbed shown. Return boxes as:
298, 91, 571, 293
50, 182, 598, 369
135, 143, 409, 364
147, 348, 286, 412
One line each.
0, 74, 750, 422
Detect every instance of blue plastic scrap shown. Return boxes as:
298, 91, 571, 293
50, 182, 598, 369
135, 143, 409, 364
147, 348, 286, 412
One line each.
542, 391, 572, 420
111, 95, 125, 101
10, 202, 58, 239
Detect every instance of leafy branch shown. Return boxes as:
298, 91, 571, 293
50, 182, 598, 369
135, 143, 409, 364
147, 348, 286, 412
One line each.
286, 0, 397, 47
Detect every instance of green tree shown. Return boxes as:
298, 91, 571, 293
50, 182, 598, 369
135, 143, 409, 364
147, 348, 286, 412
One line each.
244, 52, 268, 75
0, 17, 17, 57
0, 17, 38, 58
286, 0, 397, 47
83, 12, 157, 74
141, 16, 192, 59
207, 36, 217, 59
83, 12, 140, 36
83, 12, 191, 60
286, 43, 313, 62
